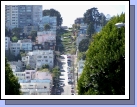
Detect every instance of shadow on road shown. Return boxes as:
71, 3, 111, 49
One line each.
59, 78, 65, 80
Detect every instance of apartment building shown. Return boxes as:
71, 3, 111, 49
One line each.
27, 50, 54, 68
18, 39, 32, 51
10, 42, 20, 56
18, 5, 33, 29
5, 37, 10, 50
33, 5, 42, 26
19, 79, 52, 95
5, 5, 42, 30
32, 44, 43, 50
38, 16, 57, 31
5, 5, 19, 29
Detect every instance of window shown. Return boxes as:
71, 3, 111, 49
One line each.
44, 56, 47, 58
26, 76, 30, 79
49, 56, 52, 58
26, 72, 30, 74
45, 60, 48, 62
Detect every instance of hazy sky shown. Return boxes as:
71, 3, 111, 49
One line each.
43, 5, 125, 27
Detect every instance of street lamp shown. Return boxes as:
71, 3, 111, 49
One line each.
115, 22, 125, 38
115, 22, 125, 28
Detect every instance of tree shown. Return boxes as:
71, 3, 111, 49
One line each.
87, 22, 95, 38
43, 9, 63, 26
30, 30, 37, 41
78, 52, 86, 60
44, 24, 51, 31
78, 39, 89, 52
52, 66, 60, 78
12, 27, 22, 38
12, 36, 18, 42
42, 64, 49, 69
78, 13, 125, 95
83, 7, 101, 27
5, 58, 21, 95
26, 65, 31, 70
100, 13, 107, 26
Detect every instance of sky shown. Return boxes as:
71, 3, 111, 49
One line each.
43, 5, 125, 27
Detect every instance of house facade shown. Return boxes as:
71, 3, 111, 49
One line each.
19, 79, 52, 95
13, 71, 26, 80
19, 39, 32, 51
10, 42, 20, 56
27, 50, 54, 68
22, 55, 36, 69
38, 16, 57, 31
5, 37, 10, 50
9, 60, 25, 72
24, 70, 36, 80
37, 31, 56, 50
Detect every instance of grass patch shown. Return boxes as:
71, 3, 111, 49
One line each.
39, 68, 49, 72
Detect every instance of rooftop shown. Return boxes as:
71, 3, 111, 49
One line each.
18, 79, 51, 83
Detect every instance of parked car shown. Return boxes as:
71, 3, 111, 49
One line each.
71, 85, 74, 89
71, 89, 74, 93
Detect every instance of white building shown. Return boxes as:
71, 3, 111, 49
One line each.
5, 5, 19, 30
27, 50, 54, 68
13, 71, 26, 80
10, 65, 21, 72
22, 55, 36, 69
5, 37, 10, 50
77, 60, 85, 78
19, 79, 52, 95
9, 60, 25, 72
10, 42, 20, 56
18, 39, 32, 51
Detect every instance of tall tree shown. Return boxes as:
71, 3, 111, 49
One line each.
44, 24, 51, 31
78, 39, 89, 52
12, 27, 22, 38
5, 58, 21, 95
43, 9, 63, 26
86, 22, 95, 38
83, 7, 101, 27
30, 30, 37, 42
100, 13, 107, 26
78, 13, 125, 95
